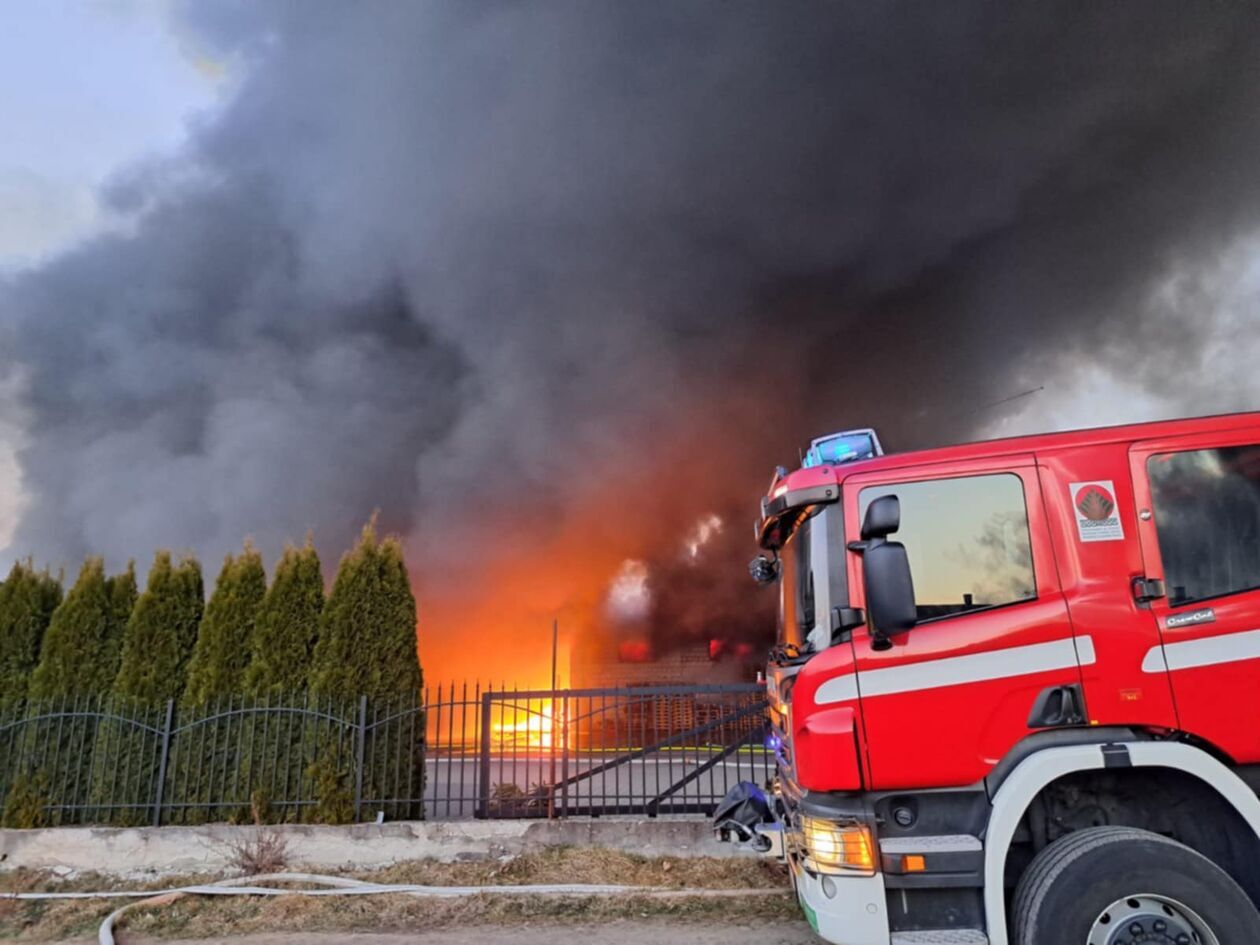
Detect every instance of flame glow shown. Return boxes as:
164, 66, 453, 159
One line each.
491, 700, 563, 749
685, 514, 724, 559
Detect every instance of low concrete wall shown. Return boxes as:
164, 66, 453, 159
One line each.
0, 817, 738, 878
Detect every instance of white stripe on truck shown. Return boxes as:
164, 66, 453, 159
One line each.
815, 635, 1093, 705
1142, 627, 1260, 673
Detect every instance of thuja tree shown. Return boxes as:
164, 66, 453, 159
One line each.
112, 552, 205, 702
92, 552, 203, 824
176, 546, 266, 823
310, 519, 423, 821
241, 540, 324, 823
30, 558, 136, 698
184, 545, 266, 705
103, 564, 139, 684
0, 562, 62, 826
244, 539, 324, 696
0, 561, 63, 711
17, 559, 136, 824
311, 519, 420, 699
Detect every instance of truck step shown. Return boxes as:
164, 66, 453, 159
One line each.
880, 834, 982, 854
890, 932, 988, 944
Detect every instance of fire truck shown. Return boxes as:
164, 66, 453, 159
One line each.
718, 414, 1260, 945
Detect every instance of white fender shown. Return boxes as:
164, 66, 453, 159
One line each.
983, 740, 1260, 945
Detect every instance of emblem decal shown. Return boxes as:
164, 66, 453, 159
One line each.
1070, 480, 1125, 542
1165, 608, 1216, 629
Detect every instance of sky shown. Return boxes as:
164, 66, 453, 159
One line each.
3, 3, 1260, 682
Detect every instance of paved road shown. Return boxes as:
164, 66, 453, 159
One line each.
80, 922, 817, 945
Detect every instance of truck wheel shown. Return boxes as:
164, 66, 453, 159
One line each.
1011, 825, 1260, 945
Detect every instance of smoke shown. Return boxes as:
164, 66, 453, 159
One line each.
4, 2, 1260, 677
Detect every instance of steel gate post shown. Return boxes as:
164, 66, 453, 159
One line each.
476, 691, 493, 818
353, 696, 368, 822
151, 699, 175, 827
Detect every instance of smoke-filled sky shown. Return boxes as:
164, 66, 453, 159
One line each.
3, 2, 1260, 680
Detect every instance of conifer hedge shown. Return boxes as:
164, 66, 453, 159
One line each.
244, 540, 323, 696
311, 519, 421, 700
311, 519, 423, 820
0, 561, 63, 825
14, 559, 138, 825
184, 545, 266, 705
29, 558, 135, 698
92, 552, 203, 824
112, 552, 204, 702
177, 546, 266, 821
1, 521, 428, 827
0, 561, 63, 711
238, 540, 325, 823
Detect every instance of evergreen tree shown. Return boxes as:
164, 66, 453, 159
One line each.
244, 540, 324, 696
22, 559, 134, 823
310, 518, 423, 820
0, 561, 63, 710
234, 540, 324, 823
91, 553, 201, 824
112, 552, 204, 703
311, 518, 420, 700
183, 544, 266, 705
103, 563, 138, 684
29, 558, 134, 698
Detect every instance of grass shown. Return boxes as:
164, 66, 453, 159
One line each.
0, 847, 794, 942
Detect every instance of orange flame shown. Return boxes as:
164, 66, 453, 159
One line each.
491, 700, 566, 749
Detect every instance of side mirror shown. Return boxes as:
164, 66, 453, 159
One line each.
748, 554, 779, 585
850, 494, 915, 650
863, 541, 916, 648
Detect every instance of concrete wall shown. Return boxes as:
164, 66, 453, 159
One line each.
0, 817, 741, 879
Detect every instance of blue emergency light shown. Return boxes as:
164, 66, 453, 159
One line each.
801, 428, 883, 468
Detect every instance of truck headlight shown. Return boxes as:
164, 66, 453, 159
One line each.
799, 815, 875, 875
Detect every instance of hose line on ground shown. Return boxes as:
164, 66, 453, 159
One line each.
1, 871, 785, 945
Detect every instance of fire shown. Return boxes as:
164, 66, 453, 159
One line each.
617, 639, 652, 662
412, 409, 780, 686
491, 700, 564, 749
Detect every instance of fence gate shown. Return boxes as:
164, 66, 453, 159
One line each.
475, 684, 770, 819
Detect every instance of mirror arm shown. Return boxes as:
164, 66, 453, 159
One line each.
830, 606, 866, 644
847, 538, 885, 554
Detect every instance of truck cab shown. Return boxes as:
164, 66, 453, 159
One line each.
736, 413, 1260, 945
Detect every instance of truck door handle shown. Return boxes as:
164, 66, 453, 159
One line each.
1132, 577, 1166, 604
1028, 684, 1086, 728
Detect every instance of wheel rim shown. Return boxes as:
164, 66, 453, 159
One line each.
1088, 893, 1220, 945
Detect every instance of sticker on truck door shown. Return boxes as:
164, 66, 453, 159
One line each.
1070, 480, 1125, 542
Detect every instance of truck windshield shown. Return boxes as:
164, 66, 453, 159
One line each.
777, 515, 813, 650
776, 505, 848, 652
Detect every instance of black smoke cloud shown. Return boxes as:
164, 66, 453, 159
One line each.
4, 2, 1260, 661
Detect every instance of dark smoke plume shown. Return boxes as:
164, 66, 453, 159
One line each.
4, 2, 1260, 674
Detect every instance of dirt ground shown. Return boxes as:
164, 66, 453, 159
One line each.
3, 849, 800, 943
62, 924, 819, 945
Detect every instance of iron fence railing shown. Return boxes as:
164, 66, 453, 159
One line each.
476, 685, 771, 819
0, 683, 769, 826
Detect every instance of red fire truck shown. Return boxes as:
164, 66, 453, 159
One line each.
722, 414, 1260, 944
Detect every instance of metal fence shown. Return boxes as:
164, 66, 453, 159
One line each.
0, 683, 769, 826
474, 685, 771, 819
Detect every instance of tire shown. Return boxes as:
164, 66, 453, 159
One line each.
1011, 825, 1260, 945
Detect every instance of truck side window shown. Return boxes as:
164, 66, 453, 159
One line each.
859, 474, 1036, 622
1148, 446, 1260, 606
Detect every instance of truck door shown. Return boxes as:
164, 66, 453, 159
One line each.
843, 457, 1083, 790
1130, 428, 1260, 761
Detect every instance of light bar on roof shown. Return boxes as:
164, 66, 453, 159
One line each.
801, 428, 883, 468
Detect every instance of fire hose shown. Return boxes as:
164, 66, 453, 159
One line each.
2, 872, 785, 944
